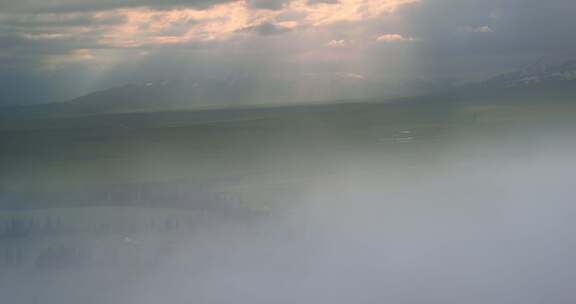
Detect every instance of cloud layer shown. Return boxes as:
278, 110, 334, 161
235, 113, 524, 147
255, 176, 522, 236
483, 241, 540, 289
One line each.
1, 0, 576, 105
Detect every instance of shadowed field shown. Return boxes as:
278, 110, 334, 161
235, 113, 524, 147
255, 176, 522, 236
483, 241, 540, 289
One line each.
1, 95, 576, 304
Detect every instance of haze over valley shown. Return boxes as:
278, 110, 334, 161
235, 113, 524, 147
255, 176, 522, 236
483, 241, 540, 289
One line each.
1, 1, 576, 303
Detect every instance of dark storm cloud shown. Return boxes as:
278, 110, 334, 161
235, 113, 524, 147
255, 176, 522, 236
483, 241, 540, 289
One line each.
0, 35, 93, 56
0, 11, 126, 72
0, 13, 126, 29
399, 0, 576, 53
0, 0, 236, 13
247, 0, 290, 10
370, 0, 576, 81
2, 0, 576, 105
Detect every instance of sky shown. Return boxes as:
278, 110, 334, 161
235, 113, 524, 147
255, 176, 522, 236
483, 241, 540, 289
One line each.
1, 0, 575, 105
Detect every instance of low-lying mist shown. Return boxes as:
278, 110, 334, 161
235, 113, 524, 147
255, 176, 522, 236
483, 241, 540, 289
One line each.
1, 117, 576, 304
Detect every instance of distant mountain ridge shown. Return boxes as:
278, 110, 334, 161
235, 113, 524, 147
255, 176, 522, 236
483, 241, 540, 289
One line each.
482, 60, 576, 88
51, 58, 576, 112
2, 59, 575, 120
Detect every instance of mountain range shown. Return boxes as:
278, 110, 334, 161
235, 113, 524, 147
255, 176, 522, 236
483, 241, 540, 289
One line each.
1, 60, 575, 119
482, 60, 576, 88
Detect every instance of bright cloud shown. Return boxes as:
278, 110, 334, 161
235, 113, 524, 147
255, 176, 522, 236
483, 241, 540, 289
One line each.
327, 39, 348, 48
376, 34, 415, 42
11, 0, 419, 49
